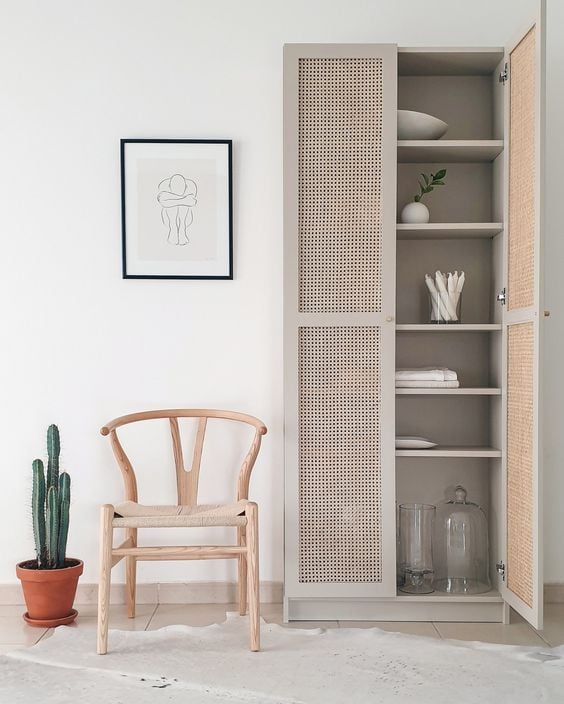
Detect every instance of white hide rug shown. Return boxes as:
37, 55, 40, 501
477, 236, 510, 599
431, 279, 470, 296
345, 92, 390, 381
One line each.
2, 614, 564, 703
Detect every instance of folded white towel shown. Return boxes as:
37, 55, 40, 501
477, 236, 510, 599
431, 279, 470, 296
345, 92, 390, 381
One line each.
396, 367, 458, 382
396, 380, 460, 388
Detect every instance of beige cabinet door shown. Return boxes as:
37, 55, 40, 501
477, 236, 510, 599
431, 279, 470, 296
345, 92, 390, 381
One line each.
283, 44, 397, 601
501, 4, 545, 629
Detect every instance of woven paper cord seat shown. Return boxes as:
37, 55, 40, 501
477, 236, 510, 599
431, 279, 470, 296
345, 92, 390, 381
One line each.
113, 500, 249, 528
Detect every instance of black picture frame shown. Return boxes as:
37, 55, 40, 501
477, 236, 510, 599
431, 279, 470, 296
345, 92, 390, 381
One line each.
120, 139, 233, 280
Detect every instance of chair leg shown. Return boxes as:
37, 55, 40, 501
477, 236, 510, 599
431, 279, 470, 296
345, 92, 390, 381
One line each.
97, 504, 114, 655
246, 502, 260, 652
125, 528, 137, 618
238, 527, 247, 616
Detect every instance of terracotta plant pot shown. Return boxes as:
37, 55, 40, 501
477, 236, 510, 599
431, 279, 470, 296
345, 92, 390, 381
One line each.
16, 558, 83, 627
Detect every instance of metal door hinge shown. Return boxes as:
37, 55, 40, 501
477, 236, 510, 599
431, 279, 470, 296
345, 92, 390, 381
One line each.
497, 288, 507, 306
499, 62, 509, 84
496, 561, 506, 581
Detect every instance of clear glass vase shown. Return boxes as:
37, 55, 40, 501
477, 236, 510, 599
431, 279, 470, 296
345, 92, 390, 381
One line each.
433, 486, 491, 594
398, 503, 436, 594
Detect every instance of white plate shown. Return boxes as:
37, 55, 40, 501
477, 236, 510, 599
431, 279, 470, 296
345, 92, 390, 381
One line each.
395, 436, 438, 449
397, 110, 448, 140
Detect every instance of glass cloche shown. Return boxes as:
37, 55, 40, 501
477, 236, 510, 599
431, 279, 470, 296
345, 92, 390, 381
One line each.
433, 485, 491, 594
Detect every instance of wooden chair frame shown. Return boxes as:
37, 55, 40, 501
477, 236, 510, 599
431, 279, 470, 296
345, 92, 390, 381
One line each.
96, 409, 267, 654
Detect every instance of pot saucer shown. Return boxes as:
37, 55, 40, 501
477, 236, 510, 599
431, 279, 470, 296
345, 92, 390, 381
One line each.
23, 608, 78, 628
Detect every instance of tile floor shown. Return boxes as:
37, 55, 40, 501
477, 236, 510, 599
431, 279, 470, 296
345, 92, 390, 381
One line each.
2, 602, 564, 654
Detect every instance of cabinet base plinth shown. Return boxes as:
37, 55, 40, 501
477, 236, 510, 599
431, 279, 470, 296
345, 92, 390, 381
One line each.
284, 593, 505, 623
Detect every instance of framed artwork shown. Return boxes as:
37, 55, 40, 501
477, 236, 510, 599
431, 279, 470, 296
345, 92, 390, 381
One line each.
121, 139, 233, 279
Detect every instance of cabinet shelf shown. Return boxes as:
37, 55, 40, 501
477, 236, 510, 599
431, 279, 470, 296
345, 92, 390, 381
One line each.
395, 589, 502, 603
396, 388, 501, 395
396, 223, 503, 240
396, 324, 501, 332
397, 140, 503, 163
396, 446, 501, 458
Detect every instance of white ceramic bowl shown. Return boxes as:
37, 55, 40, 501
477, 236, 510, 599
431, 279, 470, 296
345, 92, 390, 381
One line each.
397, 110, 448, 140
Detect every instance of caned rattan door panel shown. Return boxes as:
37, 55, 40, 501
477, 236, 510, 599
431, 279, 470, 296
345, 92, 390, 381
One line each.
298, 326, 382, 584
506, 323, 535, 607
502, 13, 544, 629
298, 58, 383, 314
284, 44, 397, 600
507, 28, 536, 312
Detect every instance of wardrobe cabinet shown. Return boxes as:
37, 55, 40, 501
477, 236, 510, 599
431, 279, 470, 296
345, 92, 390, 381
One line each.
283, 11, 545, 627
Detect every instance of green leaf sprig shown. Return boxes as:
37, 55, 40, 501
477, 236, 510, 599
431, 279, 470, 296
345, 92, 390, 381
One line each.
414, 169, 447, 202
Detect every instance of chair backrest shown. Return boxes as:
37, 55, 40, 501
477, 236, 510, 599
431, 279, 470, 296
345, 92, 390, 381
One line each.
100, 409, 267, 506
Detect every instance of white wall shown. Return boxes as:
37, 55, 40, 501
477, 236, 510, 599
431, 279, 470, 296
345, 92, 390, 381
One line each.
2, 0, 560, 586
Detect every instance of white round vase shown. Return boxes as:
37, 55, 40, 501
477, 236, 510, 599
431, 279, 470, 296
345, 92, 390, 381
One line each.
400, 201, 430, 224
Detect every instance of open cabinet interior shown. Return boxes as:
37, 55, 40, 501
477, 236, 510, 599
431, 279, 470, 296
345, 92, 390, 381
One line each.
395, 48, 506, 606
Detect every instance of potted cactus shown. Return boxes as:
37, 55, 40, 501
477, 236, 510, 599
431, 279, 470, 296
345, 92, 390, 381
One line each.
16, 425, 83, 627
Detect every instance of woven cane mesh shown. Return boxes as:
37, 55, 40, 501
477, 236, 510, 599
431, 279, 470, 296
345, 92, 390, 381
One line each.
298, 58, 383, 313
508, 27, 536, 311
298, 326, 382, 583
507, 322, 534, 607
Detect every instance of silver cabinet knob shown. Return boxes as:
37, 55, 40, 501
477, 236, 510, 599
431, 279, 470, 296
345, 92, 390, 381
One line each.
385, 316, 394, 323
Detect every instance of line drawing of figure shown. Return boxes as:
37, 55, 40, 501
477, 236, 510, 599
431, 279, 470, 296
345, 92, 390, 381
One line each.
157, 174, 198, 245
